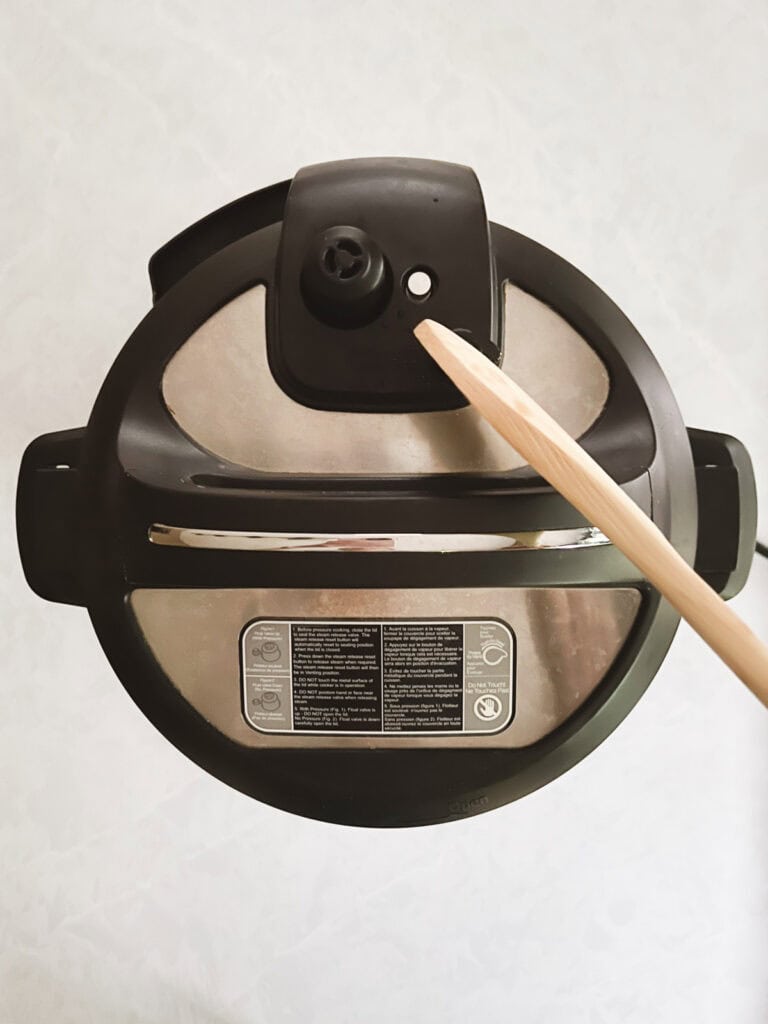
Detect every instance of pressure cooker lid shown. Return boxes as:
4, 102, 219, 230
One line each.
16, 157, 757, 826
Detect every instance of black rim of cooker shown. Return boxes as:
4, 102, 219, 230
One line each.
54, 178, 700, 826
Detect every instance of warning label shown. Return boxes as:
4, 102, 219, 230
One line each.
382, 624, 462, 732
292, 624, 381, 732
241, 619, 514, 736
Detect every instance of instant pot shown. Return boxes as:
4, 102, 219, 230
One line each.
17, 158, 757, 826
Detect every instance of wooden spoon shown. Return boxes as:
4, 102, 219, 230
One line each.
414, 319, 768, 706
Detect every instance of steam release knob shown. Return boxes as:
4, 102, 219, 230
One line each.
300, 225, 391, 328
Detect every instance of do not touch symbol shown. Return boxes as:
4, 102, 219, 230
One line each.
474, 694, 503, 722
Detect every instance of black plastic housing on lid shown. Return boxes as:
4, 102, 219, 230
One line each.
269, 158, 501, 412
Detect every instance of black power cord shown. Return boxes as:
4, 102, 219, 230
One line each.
757, 540, 768, 559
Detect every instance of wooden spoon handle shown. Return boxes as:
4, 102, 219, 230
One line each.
414, 318, 768, 706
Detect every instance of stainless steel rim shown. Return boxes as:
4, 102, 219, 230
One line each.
148, 523, 609, 553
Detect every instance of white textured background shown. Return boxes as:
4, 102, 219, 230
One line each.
2, 2, 767, 1021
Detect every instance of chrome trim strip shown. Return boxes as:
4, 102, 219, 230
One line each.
148, 524, 610, 553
